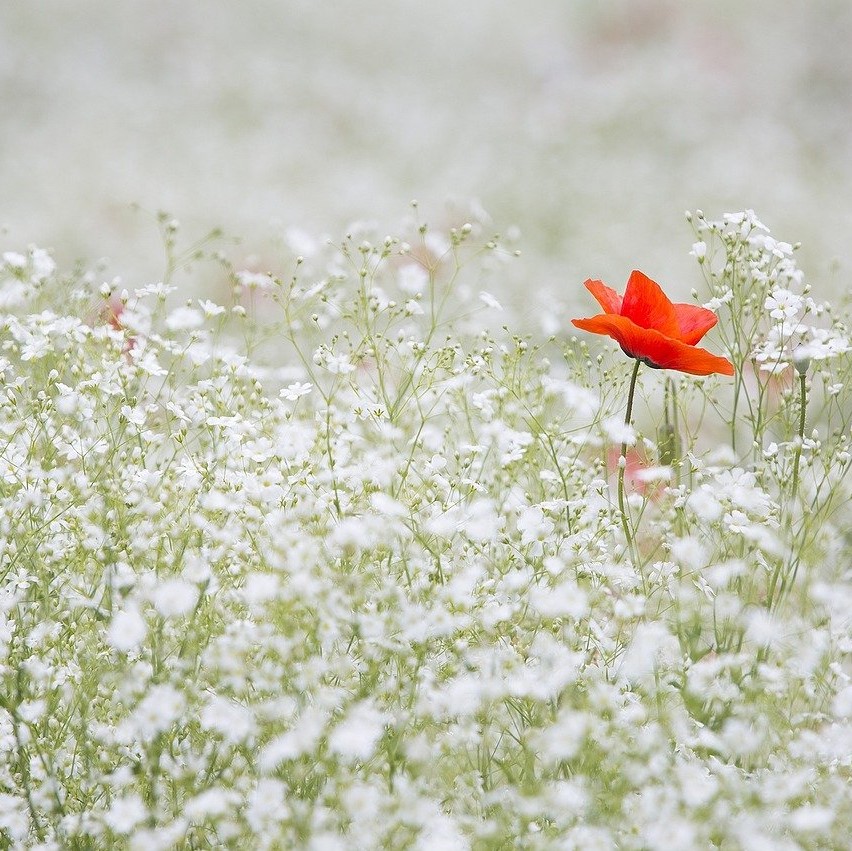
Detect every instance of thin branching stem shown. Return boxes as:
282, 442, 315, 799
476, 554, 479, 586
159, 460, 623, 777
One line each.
790, 370, 807, 502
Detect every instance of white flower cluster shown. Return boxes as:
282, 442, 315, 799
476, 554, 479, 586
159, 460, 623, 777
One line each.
0, 216, 849, 849
692, 210, 850, 374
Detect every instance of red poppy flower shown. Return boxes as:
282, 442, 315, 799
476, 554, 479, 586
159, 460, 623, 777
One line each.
571, 270, 734, 376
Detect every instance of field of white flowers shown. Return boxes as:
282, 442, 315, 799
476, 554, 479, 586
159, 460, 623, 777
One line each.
3, 2, 852, 848
0, 207, 850, 849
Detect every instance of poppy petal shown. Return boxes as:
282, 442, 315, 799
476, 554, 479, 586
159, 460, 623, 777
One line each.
571, 314, 734, 376
572, 315, 622, 341
583, 279, 622, 314
635, 332, 734, 376
673, 302, 718, 345
620, 270, 680, 338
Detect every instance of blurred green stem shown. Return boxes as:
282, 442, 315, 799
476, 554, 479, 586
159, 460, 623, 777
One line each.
766, 368, 808, 611
790, 371, 807, 501
618, 360, 641, 565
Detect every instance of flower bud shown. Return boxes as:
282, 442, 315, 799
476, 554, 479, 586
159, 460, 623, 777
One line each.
792, 348, 810, 375
657, 423, 681, 468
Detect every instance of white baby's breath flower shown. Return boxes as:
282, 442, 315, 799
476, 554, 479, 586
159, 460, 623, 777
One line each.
315, 347, 356, 374
131, 685, 185, 740
259, 712, 327, 771
236, 270, 275, 290
541, 376, 598, 418
495, 425, 534, 465
789, 806, 834, 834
2, 251, 26, 270
285, 226, 320, 257
121, 405, 147, 427
55, 385, 79, 415
618, 621, 679, 685
104, 794, 148, 835
246, 779, 289, 831
703, 288, 733, 311
744, 608, 777, 647
397, 263, 428, 294
685, 485, 723, 522
535, 709, 589, 762
280, 381, 313, 401
129, 350, 168, 378
602, 416, 636, 446
723, 209, 769, 233
765, 288, 802, 320
328, 701, 390, 762
527, 579, 589, 620
151, 578, 199, 618
424, 231, 450, 258
369, 491, 407, 518
796, 329, 851, 362
165, 306, 204, 331
479, 291, 503, 310
17, 700, 46, 724
516, 505, 554, 552
184, 788, 240, 821
414, 811, 469, 851
669, 536, 707, 567
198, 299, 226, 317
134, 282, 176, 299
832, 685, 852, 718
107, 607, 148, 652
460, 498, 501, 542
29, 247, 56, 282
242, 573, 280, 606
200, 695, 256, 743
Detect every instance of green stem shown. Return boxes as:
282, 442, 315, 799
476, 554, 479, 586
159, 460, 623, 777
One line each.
766, 369, 808, 611
618, 360, 641, 564
790, 371, 807, 501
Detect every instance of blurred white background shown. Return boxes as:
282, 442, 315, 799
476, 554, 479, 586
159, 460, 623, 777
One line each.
1, 0, 851, 318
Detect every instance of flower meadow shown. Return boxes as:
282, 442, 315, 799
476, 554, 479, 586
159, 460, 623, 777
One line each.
0, 209, 851, 850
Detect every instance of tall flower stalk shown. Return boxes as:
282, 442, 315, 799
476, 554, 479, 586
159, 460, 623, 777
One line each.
573, 270, 734, 556
790, 360, 808, 501
618, 359, 642, 563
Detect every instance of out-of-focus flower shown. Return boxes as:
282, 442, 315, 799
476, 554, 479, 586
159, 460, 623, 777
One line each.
100, 294, 137, 352
606, 446, 670, 501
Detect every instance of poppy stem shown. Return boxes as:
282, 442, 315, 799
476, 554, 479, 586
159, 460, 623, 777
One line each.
618, 359, 641, 564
